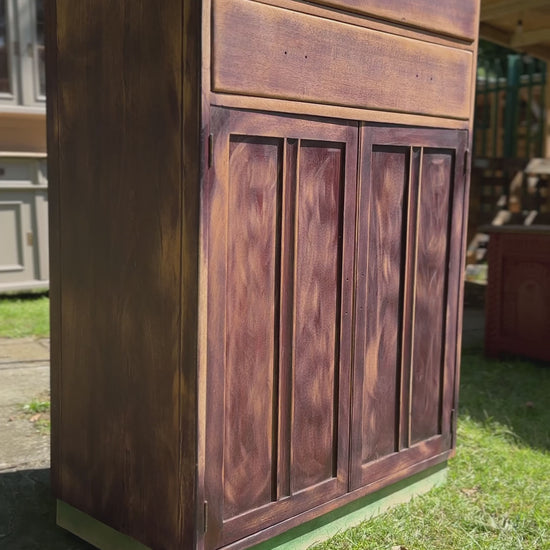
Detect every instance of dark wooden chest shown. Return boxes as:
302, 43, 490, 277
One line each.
47, 1, 480, 548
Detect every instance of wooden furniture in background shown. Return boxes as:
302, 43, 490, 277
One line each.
0, 152, 48, 292
47, 1, 480, 549
485, 226, 550, 362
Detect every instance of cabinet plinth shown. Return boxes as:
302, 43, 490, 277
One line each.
47, 1, 479, 549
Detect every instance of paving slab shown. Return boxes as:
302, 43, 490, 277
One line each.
0, 337, 93, 549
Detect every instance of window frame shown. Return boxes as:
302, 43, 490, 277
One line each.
0, 0, 20, 105
0, 0, 45, 109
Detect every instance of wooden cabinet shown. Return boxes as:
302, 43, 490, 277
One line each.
0, 155, 49, 292
485, 226, 550, 362
47, 1, 478, 549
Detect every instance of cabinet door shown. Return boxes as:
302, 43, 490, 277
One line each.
204, 107, 357, 548
350, 125, 467, 491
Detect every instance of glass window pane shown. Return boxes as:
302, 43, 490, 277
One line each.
35, 0, 45, 97
0, 0, 12, 94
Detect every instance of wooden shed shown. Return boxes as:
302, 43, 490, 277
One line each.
47, 1, 480, 549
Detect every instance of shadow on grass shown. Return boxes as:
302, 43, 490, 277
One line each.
459, 350, 550, 451
0, 468, 93, 550
0, 291, 49, 302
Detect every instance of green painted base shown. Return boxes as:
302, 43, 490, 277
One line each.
57, 462, 447, 550
57, 500, 150, 550
250, 462, 448, 550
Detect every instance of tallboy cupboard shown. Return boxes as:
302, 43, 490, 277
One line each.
46, 1, 480, 549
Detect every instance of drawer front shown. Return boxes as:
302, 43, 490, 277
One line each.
0, 160, 34, 186
310, 0, 479, 41
212, 0, 474, 120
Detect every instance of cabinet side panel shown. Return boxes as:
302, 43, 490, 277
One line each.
223, 137, 282, 518
410, 150, 453, 444
291, 141, 343, 493
362, 146, 408, 463
53, 1, 187, 548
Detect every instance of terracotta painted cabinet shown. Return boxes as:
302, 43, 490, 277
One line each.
484, 226, 550, 362
47, 1, 479, 549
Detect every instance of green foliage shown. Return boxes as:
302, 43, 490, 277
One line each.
22, 394, 51, 434
22, 398, 50, 414
314, 353, 550, 550
0, 293, 49, 338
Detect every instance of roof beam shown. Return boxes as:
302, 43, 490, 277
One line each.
479, 22, 513, 46
481, 0, 550, 22
511, 27, 550, 48
480, 22, 550, 61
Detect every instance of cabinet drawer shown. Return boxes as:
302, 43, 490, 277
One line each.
212, 0, 473, 120
309, 0, 479, 41
0, 160, 34, 186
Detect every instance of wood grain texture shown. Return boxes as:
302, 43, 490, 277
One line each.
205, 108, 356, 549
182, 2, 202, 547
210, 93, 471, 131
51, 2, 190, 548
351, 126, 466, 492
251, 0, 476, 50
410, 150, 453, 444
277, 138, 298, 501
309, 0, 479, 41
223, 136, 281, 518
361, 146, 409, 464
212, 0, 473, 120
291, 141, 343, 492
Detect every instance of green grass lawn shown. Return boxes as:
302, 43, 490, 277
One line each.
0, 293, 49, 338
314, 352, 550, 550
1, 296, 549, 547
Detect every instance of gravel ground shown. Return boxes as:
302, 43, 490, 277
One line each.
0, 338, 93, 549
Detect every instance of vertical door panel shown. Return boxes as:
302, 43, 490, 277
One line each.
352, 126, 466, 491
361, 146, 408, 463
292, 142, 343, 492
223, 136, 281, 518
410, 150, 453, 444
205, 108, 357, 549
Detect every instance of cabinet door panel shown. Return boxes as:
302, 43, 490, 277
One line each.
361, 145, 409, 464
205, 108, 357, 549
410, 149, 453, 444
351, 126, 467, 491
292, 141, 344, 492
223, 136, 281, 519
